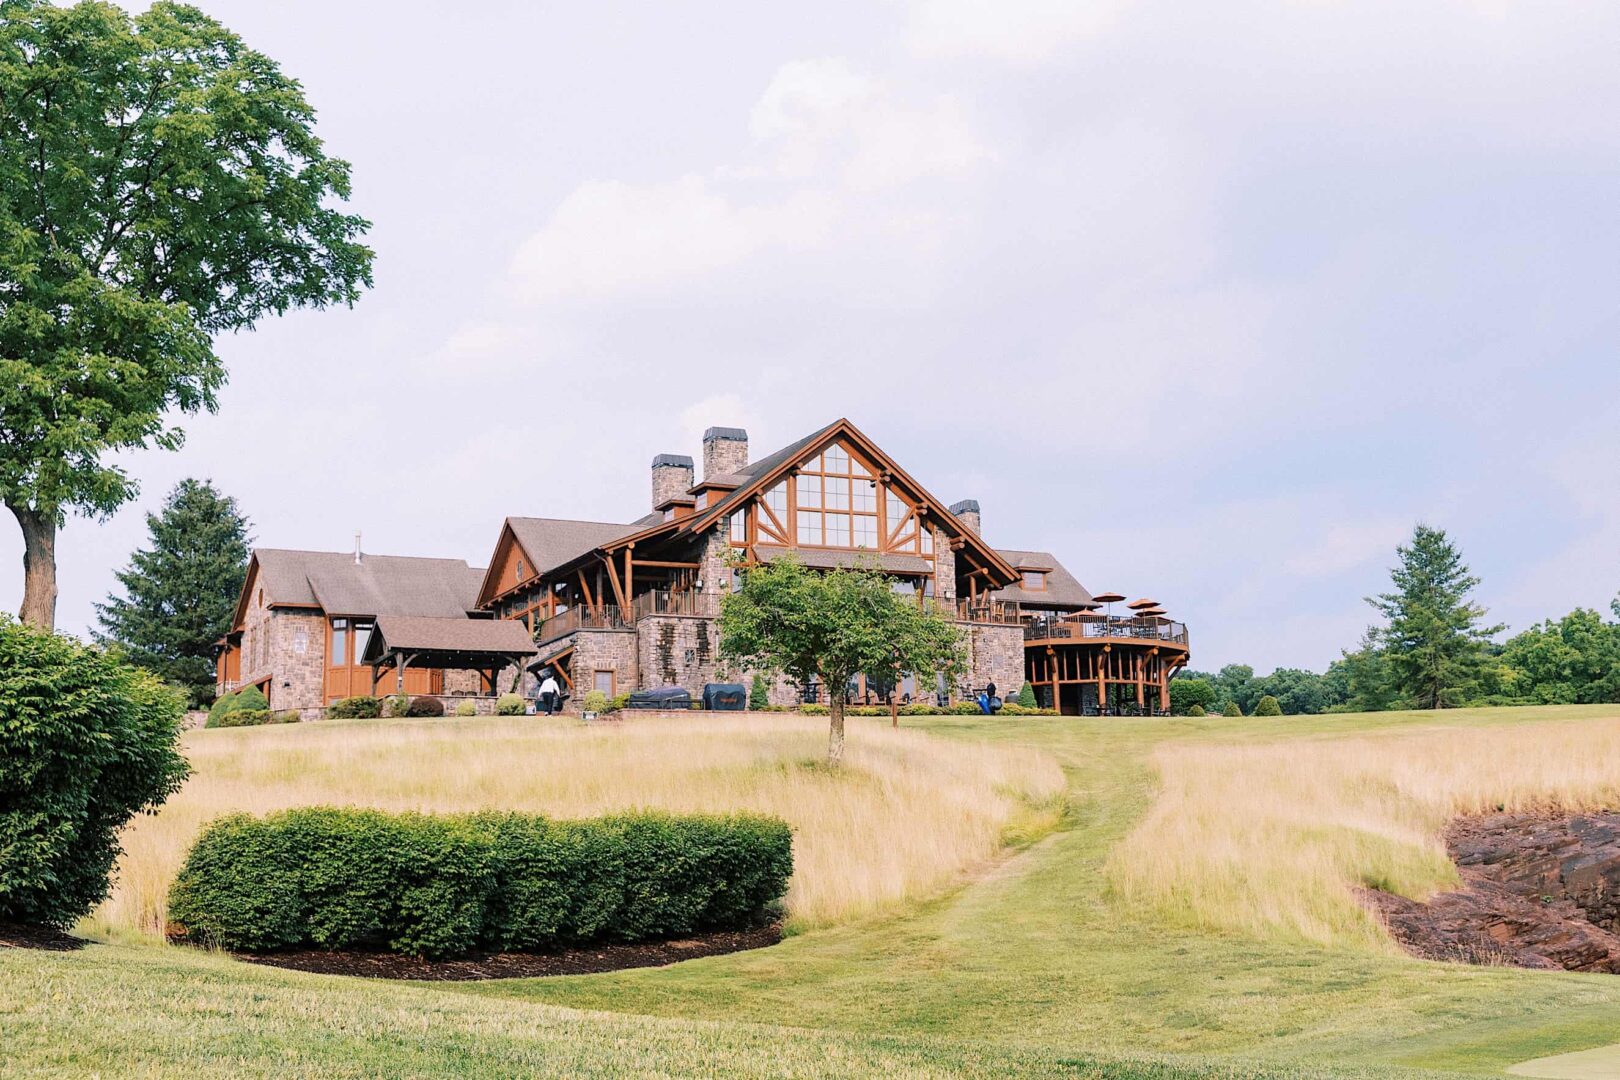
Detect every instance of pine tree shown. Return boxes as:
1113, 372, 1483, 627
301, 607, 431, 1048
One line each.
94, 480, 251, 707
1367, 525, 1503, 709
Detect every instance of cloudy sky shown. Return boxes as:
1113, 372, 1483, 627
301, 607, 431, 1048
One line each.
6, 0, 1618, 673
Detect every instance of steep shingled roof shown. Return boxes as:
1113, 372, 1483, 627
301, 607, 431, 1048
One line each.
990, 548, 1095, 608
249, 550, 484, 619
507, 513, 663, 579
363, 615, 538, 659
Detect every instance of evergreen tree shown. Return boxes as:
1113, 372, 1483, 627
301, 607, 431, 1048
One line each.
1366, 525, 1503, 709
95, 480, 250, 707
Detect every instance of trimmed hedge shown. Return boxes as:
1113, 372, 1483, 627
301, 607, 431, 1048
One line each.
167, 807, 793, 958
453, 701, 478, 717
327, 695, 382, 720
405, 696, 445, 718
495, 693, 526, 716
207, 684, 268, 725
208, 708, 299, 728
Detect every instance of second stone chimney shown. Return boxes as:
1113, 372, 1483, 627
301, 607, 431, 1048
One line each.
651, 453, 695, 508
702, 426, 749, 481
949, 499, 981, 535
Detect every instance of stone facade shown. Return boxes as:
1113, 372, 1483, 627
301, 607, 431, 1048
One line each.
702, 427, 748, 480
651, 454, 695, 508
636, 615, 719, 698
234, 594, 326, 714
569, 628, 639, 709
968, 622, 1026, 698
931, 525, 956, 602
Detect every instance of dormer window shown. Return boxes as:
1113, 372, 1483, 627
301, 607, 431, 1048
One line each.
1022, 571, 1047, 590
516, 558, 526, 581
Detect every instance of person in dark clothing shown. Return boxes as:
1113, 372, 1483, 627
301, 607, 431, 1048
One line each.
986, 680, 997, 702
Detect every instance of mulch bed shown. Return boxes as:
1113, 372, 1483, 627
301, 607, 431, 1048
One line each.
0, 922, 88, 952
231, 922, 783, 981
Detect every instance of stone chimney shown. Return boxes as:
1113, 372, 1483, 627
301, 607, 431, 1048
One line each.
702, 426, 749, 481
353, 531, 363, 565
949, 499, 981, 535
651, 453, 695, 508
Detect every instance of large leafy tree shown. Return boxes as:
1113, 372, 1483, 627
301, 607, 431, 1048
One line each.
719, 557, 964, 765
0, 0, 372, 628
1499, 608, 1620, 705
93, 478, 249, 706
1366, 525, 1503, 709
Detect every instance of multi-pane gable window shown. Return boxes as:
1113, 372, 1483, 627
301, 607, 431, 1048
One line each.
794, 442, 879, 549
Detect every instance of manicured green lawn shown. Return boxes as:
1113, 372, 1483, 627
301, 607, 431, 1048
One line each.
5, 704, 1620, 1077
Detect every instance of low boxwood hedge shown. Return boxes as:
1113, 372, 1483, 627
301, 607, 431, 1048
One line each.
167, 807, 793, 958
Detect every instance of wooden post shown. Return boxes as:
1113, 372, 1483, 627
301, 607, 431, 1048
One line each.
624, 543, 635, 619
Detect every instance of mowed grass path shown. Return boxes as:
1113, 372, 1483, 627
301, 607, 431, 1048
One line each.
7, 706, 1620, 1076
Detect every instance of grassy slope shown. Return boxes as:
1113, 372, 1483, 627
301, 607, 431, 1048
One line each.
6, 705, 1620, 1077
455, 706, 1620, 1075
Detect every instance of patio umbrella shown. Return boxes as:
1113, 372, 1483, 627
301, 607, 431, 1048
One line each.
1127, 598, 1160, 610
1136, 606, 1167, 618
1091, 591, 1126, 619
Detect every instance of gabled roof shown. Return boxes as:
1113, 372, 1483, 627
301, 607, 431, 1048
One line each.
479, 512, 667, 606
235, 549, 484, 627
991, 548, 1094, 608
679, 418, 1019, 585
362, 615, 538, 660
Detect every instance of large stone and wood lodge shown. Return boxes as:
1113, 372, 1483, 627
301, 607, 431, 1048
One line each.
217, 419, 1189, 716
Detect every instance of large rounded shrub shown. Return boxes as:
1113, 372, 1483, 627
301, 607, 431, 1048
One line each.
1253, 694, 1283, 717
0, 617, 190, 927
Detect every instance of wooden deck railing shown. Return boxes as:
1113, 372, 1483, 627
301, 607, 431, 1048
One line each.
1024, 615, 1189, 646
533, 604, 628, 645
631, 591, 720, 621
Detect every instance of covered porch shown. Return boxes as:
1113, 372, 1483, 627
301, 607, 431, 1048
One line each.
360, 615, 539, 700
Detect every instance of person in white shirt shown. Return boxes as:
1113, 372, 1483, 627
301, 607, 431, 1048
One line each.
537, 671, 560, 715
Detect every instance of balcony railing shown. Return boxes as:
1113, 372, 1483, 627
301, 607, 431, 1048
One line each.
533, 604, 628, 645
632, 590, 720, 621
953, 599, 1023, 624
1024, 615, 1189, 646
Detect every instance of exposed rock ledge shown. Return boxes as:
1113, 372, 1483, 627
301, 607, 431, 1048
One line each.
1363, 811, 1620, 973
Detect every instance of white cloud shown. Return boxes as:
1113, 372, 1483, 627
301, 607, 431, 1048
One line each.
1284, 519, 1411, 578
749, 57, 992, 190
507, 175, 838, 302
899, 0, 1132, 63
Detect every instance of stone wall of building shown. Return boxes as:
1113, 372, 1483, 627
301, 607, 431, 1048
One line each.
932, 525, 957, 602
969, 622, 1026, 698
637, 615, 719, 698
235, 596, 327, 713
569, 628, 639, 710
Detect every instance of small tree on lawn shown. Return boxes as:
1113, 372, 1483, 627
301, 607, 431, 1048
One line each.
749, 671, 771, 710
1015, 682, 1037, 708
1253, 694, 1282, 716
94, 479, 250, 707
0, 1, 373, 628
719, 557, 964, 765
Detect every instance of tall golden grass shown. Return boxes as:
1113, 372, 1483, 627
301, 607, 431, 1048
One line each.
1108, 717, 1620, 952
88, 714, 1064, 942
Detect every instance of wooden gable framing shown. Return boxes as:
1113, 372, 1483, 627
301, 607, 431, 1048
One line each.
676, 418, 1019, 587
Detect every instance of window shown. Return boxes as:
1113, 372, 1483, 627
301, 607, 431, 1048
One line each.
793, 441, 880, 549
293, 627, 309, 655
594, 669, 615, 696
330, 618, 347, 665
1022, 571, 1047, 590
516, 558, 526, 582
731, 568, 746, 592
352, 621, 374, 662
730, 509, 746, 543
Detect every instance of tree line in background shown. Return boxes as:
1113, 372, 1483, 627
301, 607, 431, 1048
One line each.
1174, 524, 1620, 715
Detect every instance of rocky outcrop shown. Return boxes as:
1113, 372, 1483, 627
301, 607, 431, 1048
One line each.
1365, 811, 1620, 973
